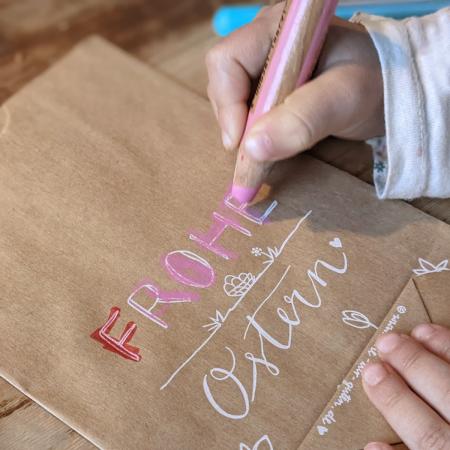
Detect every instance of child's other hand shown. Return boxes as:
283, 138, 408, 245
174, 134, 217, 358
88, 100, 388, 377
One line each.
206, 2, 385, 162
363, 325, 450, 450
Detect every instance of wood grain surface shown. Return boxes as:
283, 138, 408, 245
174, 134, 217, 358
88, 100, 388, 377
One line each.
0, 1, 448, 448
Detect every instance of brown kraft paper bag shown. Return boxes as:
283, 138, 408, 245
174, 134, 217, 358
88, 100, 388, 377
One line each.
0, 37, 449, 449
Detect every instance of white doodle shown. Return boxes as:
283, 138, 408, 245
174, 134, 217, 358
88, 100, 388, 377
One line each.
413, 258, 449, 276
305, 256, 348, 309
243, 266, 293, 403
204, 244, 348, 419
224, 273, 256, 297
203, 347, 250, 420
240, 434, 274, 450
160, 211, 312, 391
329, 237, 342, 249
251, 247, 263, 257
342, 310, 378, 330
317, 425, 329, 436
250, 246, 278, 266
243, 266, 292, 339
202, 310, 226, 333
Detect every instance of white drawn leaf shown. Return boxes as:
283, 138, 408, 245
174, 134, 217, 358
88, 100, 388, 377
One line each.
413, 268, 427, 276
202, 310, 225, 332
342, 310, 377, 330
240, 435, 273, 450
419, 258, 437, 271
413, 258, 450, 276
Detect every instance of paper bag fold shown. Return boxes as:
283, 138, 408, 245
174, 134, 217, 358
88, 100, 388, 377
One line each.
299, 271, 450, 450
1, 36, 450, 450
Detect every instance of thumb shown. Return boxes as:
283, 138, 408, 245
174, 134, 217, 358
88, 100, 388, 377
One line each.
243, 69, 347, 162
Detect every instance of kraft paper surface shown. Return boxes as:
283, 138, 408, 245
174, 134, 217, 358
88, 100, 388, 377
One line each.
300, 271, 450, 449
0, 36, 449, 449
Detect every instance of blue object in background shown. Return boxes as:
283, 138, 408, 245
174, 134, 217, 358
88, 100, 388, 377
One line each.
213, 4, 262, 36
213, 1, 450, 37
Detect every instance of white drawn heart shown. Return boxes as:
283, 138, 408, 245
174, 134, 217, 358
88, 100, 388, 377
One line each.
317, 425, 328, 436
329, 237, 342, 248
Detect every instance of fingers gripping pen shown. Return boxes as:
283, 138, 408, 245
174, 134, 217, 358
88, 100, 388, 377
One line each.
232, 0, 339, 203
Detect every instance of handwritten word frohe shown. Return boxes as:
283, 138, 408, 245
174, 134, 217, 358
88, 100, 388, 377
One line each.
90, 194, 278, 361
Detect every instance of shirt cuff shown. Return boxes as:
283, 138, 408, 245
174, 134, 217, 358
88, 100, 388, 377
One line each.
351, 13, 426, 200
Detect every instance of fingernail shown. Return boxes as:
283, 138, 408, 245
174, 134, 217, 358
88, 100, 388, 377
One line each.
244, 132, 272, 160
412, 323, 437, 341
222, 130, 234, 151
363, 363, 388, 386
376, 333, 402, 353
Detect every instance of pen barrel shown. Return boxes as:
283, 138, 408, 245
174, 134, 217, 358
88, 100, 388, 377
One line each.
233, 0, 338, 193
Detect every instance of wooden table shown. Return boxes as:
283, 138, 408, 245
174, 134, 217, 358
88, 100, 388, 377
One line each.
0, 1, 448, 448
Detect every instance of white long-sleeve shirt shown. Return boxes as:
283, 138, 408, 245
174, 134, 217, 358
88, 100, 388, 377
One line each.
352, 8, 450, 199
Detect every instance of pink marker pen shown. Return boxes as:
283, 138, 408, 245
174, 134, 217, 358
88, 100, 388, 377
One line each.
232, 0, 339, 203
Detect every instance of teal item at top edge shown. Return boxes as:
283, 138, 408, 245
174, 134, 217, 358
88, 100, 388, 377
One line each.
212, 1, 450, 37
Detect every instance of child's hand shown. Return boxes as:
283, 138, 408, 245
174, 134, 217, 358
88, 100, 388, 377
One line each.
363, 324, 450, 450
206, 2, 385, 162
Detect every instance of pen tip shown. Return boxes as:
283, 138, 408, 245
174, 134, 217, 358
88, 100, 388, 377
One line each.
231, 185, 260, 204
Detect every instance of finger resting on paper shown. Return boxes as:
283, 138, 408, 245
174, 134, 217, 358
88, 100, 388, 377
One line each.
362, 362, 450, 450
375, 332, 450, 422
411, 323, 450, 363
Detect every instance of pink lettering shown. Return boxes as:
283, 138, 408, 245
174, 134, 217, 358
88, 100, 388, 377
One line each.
224, 192, 278, 225
189, 212, 251, 260
164, 250, 215, 288
127, 279, 199, 329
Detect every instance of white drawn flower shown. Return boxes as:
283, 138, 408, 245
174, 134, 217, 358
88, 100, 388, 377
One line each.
251, 247, 263, 257
223, 272, 255, 297
251, 245, 280, 264
413, 258, 449, 276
